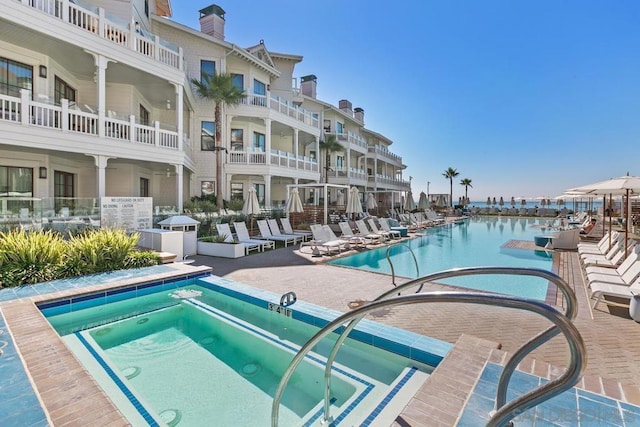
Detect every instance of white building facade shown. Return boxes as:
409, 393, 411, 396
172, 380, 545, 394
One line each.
0, 0, 409, 218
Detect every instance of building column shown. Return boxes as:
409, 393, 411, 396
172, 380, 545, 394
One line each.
172, 83, 184, 151
226, 173, 233, 202
264, 175, 272, 209
264, 118, 272, 156
346, 147, 351, 178
88, 155, 113, 199
293, 129, 299, 163
174, 164, 183, 212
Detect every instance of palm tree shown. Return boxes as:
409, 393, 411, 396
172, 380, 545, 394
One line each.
442, 167, 459, 207
460, 178, 473, 204
319, 134, 343, 183
191, 73, 245, 209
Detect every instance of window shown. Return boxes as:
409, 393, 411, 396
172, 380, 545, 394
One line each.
201, 181, 215, 197
0, 166, 33, 213
336, 122, 344, 134
255, 184, 265, 206
252, 132, 265, 152
253, 79, 266, 95
0, 57, 32, 97
54, 76, 76, 105
201, 121, 216, 150
54, 170, 74, 212
200, 60, 215, 83
139, 177, 149, 197
231, 73, 244, 90
144, 0, 149, 17
139, 105, 149, 126
323, 119, 331, 133
231, 183, 243, 201
309, 150, 316, 160
231, 129, 244, 151
336, 156, 344, 169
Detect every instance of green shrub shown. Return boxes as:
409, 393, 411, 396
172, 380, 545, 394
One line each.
124, 250, 160, 269
61, 229, 139, 276
0, 229, 66, 287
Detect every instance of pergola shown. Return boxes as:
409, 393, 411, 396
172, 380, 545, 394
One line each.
285, 183, 350, 225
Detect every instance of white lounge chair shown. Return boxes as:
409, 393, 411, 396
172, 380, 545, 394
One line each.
233, 221, 274, 251
586, 250, 639, 276
377, 217, 402, 238
590, 275, 640, 309
367, 218, 394, 240
257, 219, 297, 247
587, 256, 640, 287
355, 220, 384, 244
304, 224, 346, 255
338, 222, 367, 247
280, 217, 312, 242
267, 219, 303, 244
216, 223, 260, 255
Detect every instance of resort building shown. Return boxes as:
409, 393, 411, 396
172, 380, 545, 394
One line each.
0, 0, 409, 220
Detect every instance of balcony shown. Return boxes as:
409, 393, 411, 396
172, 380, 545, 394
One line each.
0, 91, 181, 151
14, 0, 182, 70
327, 167, 367, 182
368, 145, 403, 164
325, 132, 368, 152
368, 174, 411, 189
236, 94, 319, 129
228, 149, 318, 173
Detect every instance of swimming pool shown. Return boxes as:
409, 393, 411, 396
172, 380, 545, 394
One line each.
41, 275, 447, 426
328, 217, 555, 300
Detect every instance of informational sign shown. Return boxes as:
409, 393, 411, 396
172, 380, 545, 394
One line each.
100, 197, 153, 232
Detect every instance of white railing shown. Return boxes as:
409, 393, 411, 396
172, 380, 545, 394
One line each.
16, 0, 182, 70
348, 131, 368, 150
349, 168, 367, 180
368, 144, 403, 163
237, 94, 320, 129
228, 149, 318, 172
368, 174, 410, 187
0, 91, 181, 151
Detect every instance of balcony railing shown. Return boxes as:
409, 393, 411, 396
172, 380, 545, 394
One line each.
228, 149, 318, 172
328, 167, 367, 180
0, 91, 180, 150
326, 132, 368, 151
15, 0, 182, 70
367, 144, 403, 163
368, 174, 411, 187
237, 94, 319, 128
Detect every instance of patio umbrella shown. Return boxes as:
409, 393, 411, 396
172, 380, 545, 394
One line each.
510, 196, 516, 207
285, 188, 304, 214
567, 174, 640, 257
486, 197, 492, 206
365, 193, 378, 212
346, 186, 363, 219
336, 190, 345, 206
520, 198, 527, 207
242, 186, 261, 233
499, 197, 504, 209
418, 191, 430, 210
492, 197, 497, 206
404, 190, 417, 211
436, 194, 446, 209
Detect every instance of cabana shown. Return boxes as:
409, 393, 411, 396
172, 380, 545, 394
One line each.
285, 183, 350, 225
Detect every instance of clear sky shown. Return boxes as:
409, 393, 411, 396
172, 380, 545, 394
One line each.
170, 0, 640, 201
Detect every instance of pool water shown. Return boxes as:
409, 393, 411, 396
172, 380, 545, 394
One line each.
45, 281, 434, 426
328, 217, 555, 300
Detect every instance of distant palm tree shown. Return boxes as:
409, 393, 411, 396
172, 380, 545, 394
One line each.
319, 134, 343, 183
460, 178, 473, 203
442, 167, 459, 207
191, 73, 245, 209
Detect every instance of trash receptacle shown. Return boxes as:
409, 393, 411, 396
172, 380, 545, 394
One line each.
629, 294, 640, 322
157, 215, 201, 258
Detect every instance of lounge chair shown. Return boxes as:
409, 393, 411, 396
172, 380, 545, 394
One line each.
233, 221, 275, 251
303, 224, 346, 255
586, 255, 640, 287
267, 219, 303, 244
338, 222, 367, 246
216, 223, 260, 255
280, 217, 312, 242
591, 278, 640, 309
578, 231, 620, 255
586, 249, 639, 277
547, 229, 580, 250
367, 218, 397, 240
378, 217, 403, 238
256, 220, 298, 247
583, 240, 635, 268
355, 220, 384, 244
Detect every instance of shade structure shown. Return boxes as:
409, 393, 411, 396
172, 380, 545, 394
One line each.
242, 186, 261, 216
346, 186, 363, 217
404, 191, 417, 211
285, 188, 304, 214
336, 190, 345, 206
567, 174, 640, 258
365, 193, 378, 211
436, 194, 446, 208
418, 191, 430, 210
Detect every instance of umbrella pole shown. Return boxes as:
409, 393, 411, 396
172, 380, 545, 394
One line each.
625, 190, 630, 259
608, 194, 612, 250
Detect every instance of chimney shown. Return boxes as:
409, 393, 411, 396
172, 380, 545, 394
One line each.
301, 74, 317, 99
354, 107, 364, 123
199, 4, 226, 40
339, 99, 353, 116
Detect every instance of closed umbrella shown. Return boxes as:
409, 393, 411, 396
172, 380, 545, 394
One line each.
510, 196, 516, 207
492, 197, 497, 206
520, 198, 527, 207
404, 190, 417, 211
346, 186, 363, 219
285, 188, 304, 213
242, 186, 261, 233
436, 194, 446, 208
418, 191, 430, 210
365, 193, 378, 212
336, 190, 345, 206
499, 197, 504, 208
486, 197, 492, 206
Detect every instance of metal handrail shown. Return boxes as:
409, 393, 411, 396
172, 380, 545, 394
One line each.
385, 242, 420, 288
271, 268, 583, 426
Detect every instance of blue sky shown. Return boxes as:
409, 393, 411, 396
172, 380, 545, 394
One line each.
171, 1, 640, 201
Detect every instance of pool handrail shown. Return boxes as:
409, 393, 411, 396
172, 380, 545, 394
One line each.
385, 242, 420, 288
270, 267, 583, 427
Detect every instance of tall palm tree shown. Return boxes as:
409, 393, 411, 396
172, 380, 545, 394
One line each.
460, 178, 473, 204
191, 73, 245, 209
319, 134, 343, 183
442, 167, 459, 207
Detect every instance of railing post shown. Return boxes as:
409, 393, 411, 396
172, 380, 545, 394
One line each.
20, 89, 29, 125
129, 20, 136, 51
61, 0, 69, 22
178, 47, 184, 71
61, 99, 69, 132
154, 121, 160, 147
154, 35, 160, 62
129, 115, 136, 143
98, 8, 106, 38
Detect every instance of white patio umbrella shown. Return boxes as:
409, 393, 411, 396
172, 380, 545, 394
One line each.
520, 198, 527, 207
492, 197, 497, 206
486, 197, 492, 206
510, 196, 516, 207
346, 186, 363, 219
499, 197, 504, 208
567, 174, 640, 257
285, 188, 304, 214
436, 194, 446, 209
418, 191, 430, 210
404, 190, 417, 211
242, 186, 261, 233
336, 190, 345, 206
365, 192, 378, 212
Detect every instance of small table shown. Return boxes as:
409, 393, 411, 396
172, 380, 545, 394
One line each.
391, 226, 408, 237
534, 235, 553, 248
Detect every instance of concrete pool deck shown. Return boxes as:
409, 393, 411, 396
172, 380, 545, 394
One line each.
2, 229, 640, 425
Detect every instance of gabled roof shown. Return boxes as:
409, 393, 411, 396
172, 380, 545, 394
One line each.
245, 41, 276, 68
361, 127, 393, 145
269, 51, 303, 64
156, 0, 172, 17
